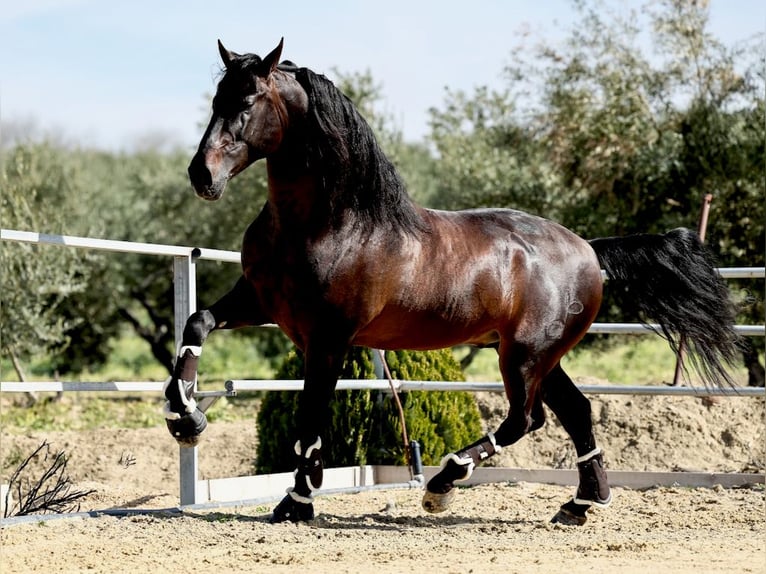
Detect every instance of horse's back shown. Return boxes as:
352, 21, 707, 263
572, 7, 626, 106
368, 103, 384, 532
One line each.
352, 207, 602, 351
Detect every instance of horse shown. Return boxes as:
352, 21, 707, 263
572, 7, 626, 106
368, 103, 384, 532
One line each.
165, 38, 741, 525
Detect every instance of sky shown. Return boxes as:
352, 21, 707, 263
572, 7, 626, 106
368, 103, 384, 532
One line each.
1, 0, 764, 152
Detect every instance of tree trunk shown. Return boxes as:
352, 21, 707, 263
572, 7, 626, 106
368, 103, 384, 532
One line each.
9, 350, 38, 406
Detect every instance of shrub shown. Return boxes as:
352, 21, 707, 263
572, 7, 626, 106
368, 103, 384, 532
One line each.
255, 347, 482, 473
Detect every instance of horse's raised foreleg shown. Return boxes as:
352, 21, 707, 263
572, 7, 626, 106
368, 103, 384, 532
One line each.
423, 343, 542, 513
270, 340, 347, 523
542, 364, 611, 525
164, 277, 267, 446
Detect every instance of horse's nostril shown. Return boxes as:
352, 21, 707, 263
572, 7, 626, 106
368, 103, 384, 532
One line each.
188, 154, 212, 188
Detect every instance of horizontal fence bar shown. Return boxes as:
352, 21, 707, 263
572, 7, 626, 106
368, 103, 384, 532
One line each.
717, 267, 765, 279
378, 466, 766, 490
224, 379, 766, 397
4, 379, 763, 397
0, 381, 165, 392
598, 266, 763, 280
588, 322, 764, 336
0, 381, 230, 399
0, 229, 241, 263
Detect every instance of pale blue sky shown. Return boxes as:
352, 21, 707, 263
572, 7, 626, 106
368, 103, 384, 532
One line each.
1, 0, 764, 151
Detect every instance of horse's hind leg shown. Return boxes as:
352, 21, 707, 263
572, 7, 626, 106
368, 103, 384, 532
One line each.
423, 342, 544, 513
542, 364, 611, 525
164, 277, 267, 446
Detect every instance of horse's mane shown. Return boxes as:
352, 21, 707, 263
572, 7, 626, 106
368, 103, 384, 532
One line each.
294, 67, 428, 235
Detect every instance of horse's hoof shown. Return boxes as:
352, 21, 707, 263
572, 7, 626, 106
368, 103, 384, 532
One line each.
422, 488, 456, 514
270, 494, 315, 523
165, 408, 208, 447
550, 499, 590, 526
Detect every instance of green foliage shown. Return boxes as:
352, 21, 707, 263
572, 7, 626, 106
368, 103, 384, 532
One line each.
255, 347, 482, 473
0, 144, 90, 374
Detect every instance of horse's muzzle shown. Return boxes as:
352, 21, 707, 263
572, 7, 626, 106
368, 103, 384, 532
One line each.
188, 153, 227, 201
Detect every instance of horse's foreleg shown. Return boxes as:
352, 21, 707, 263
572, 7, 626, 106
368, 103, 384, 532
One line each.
270, 341, 346, 523
163, 309, 216, 446
164, 277, 267, 446
542, 364, 611, 525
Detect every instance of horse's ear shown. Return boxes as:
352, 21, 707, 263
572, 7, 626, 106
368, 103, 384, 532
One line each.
218, 40, 236, 68
261, 38, 284, 75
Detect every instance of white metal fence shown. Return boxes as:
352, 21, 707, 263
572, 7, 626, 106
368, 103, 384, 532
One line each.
1, 228, 764, 505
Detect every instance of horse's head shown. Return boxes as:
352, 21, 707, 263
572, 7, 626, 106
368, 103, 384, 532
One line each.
188, 38, 308, 200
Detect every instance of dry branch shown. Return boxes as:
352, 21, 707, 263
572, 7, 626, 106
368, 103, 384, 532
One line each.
4, 441, 95, 517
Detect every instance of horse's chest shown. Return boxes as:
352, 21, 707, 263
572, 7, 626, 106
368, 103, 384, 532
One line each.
243, 238, 365, 335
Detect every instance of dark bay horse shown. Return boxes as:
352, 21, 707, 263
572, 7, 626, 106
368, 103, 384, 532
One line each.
164, 39, 740, 525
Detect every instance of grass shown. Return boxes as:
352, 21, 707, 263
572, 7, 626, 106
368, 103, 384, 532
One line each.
1, 333, 749, 432
461, 335, 748, 386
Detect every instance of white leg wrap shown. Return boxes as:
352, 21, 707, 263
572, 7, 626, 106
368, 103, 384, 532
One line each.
292, 438, 323, 494
287, 487, 314, 504
304, 437, 322, 458
440, 453, 475, 482
294, 437, 322, 458
573, 493, 612, 508
576, 447, 601, 463
487, 432, 502, 455
177, 344, 202, 357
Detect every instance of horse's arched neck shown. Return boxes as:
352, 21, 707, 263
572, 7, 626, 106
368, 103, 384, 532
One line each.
265, 136, 327, 232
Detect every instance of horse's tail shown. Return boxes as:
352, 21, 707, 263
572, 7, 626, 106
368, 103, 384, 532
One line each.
589, 227, 741, 387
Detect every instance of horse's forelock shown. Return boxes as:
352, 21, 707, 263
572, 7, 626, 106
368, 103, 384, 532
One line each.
217, 53, 264, 82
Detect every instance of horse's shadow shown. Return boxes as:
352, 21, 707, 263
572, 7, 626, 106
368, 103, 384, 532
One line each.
171, 509, 534, 532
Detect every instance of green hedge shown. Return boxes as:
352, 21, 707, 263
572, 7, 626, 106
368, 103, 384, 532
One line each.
255, 347, 482, 473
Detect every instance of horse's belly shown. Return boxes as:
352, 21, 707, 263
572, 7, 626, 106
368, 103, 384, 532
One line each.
353, 309, 500, 350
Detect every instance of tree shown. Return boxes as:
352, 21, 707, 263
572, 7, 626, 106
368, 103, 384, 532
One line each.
0, 144, 89, 380
426, 0, 764, 380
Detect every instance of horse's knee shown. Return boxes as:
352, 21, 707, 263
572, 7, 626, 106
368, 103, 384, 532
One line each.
182, 310, 216, 346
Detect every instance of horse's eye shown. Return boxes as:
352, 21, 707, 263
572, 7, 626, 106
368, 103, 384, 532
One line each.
244, 95, 256, 107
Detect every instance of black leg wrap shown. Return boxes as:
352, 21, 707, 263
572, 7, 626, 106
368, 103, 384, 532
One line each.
573, 451, 611, 507
426, 434, 499, 494
423, 434, 500, 513
551, 450, 611, 525
270, 439, 323, 523
270, 494, 315, 524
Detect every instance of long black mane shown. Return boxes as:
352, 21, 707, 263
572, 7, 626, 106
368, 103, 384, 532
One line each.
294, 67, 428, 234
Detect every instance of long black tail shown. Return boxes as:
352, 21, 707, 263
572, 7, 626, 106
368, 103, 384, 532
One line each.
589, 227, 741, 387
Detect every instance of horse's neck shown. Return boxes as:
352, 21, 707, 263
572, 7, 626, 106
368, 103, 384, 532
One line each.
265, 146, 328, 233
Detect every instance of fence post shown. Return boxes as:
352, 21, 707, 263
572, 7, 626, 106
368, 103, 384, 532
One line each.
672, 194, 714, 386
173, 254, 201, 505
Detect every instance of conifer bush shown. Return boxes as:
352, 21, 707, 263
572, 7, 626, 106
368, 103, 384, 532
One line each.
255, 347, 482, 473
